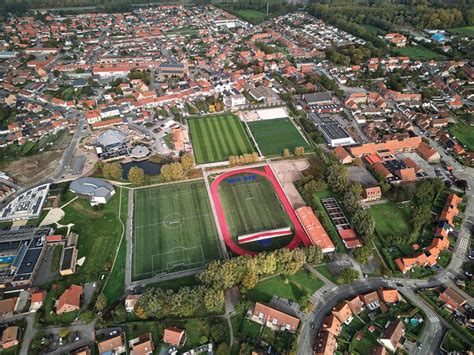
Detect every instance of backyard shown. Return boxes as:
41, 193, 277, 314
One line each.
449, 122, 474, 152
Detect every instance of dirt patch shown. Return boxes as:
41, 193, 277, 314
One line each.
4, 151, 63, 185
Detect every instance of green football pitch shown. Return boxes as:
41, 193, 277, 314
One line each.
247, 118, 310, 156
188, 114, 255, 164
132, 180, 222, 281
217, 173, 293, 252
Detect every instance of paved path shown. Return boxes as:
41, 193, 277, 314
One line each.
19, 314, 35, 355
125, 188, 134, 289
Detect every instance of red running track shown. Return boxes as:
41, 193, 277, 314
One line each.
210, 166, 310, 256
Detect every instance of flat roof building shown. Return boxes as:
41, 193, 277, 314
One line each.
69, 178, 115, 206
310, 113, 355, 147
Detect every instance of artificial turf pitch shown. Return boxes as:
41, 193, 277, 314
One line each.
188, 114, 255, 164
132, 180, 222, 281
217, 173, 294, 252
247, 118, 310, 156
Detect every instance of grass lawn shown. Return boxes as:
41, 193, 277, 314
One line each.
351, 332, 379, 354
438, 250, 452, 268
409, 266, 435, 279
247, 118, 310, 156
58, 187, 125, 284
125, 321, 164, 348
235, 9, 267, 23
217, 172, 293, 252
132, 180, 222, 281
362, 24, 385, 34
369, 202, 412, 240
449, 122, 474, 151
392, 46, 446, 60
315, 264, 337, 283
146, 274, 199, 291
249, 270, 323, 304
102, 189, 128, 302
169, 318, 229, 350
448, 26, 474, 38
50, 245, 63, 274
188, 114, 255, 164
442, 330, 473, 352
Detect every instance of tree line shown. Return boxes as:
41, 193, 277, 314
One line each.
99, 153, 194, 186
133, 246, 324, 319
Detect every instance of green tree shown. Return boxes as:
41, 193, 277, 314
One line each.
170, 162, 184, 180
352, 245, 373, 264
305, 245, 323, 264
294, 146, 305, 157
128, 166, 145, 186
204, 288, 225, 313
95, 293, 107, 311
108, 162, 122, 181
181, 153, 194, 170
58, 328, 70, 338
325, 164, 349, 194
79, 310, 94, 323
336, 267, 359, 284
216, 343, 230, 355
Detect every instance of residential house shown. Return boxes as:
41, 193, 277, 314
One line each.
129, 333, 154, 355
378, 289, 400, 304
56, 284, 83, 314
250, 302, 300, 333
439, 287, 467, 311
0, 298, 19, 318
313, 330, 337, 355
346, 296, 364, 315
1, 326, 20, 349
163, 327, 186, 348
322, 315, 341, 337
362, 186, 382, 202
332, 302, 353, 324
333, 146, 353, 165
125, 294, 140, 313
29, 290, 46, 312
97, 334, 126, 355
416, 142, 440, 162
379, 320, 405, 352
360, 291, 380, 310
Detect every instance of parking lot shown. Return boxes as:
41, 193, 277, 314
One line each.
348, 165, 378, 186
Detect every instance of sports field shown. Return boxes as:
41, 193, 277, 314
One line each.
188, 114, 255, 164
216, 172, 293, 252
248, 118, 310, 156
132, 180, 222, 281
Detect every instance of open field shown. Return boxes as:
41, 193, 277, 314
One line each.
216, 171, 293, 252
248, 118, 310, 156
132, 180, 222, 281
369, 202, 412, 239
235, 9, 266, 23
449, 123, 474, 151
392, 46, 446, 60
448, 26, 474, 38
188, 114, 255, 164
